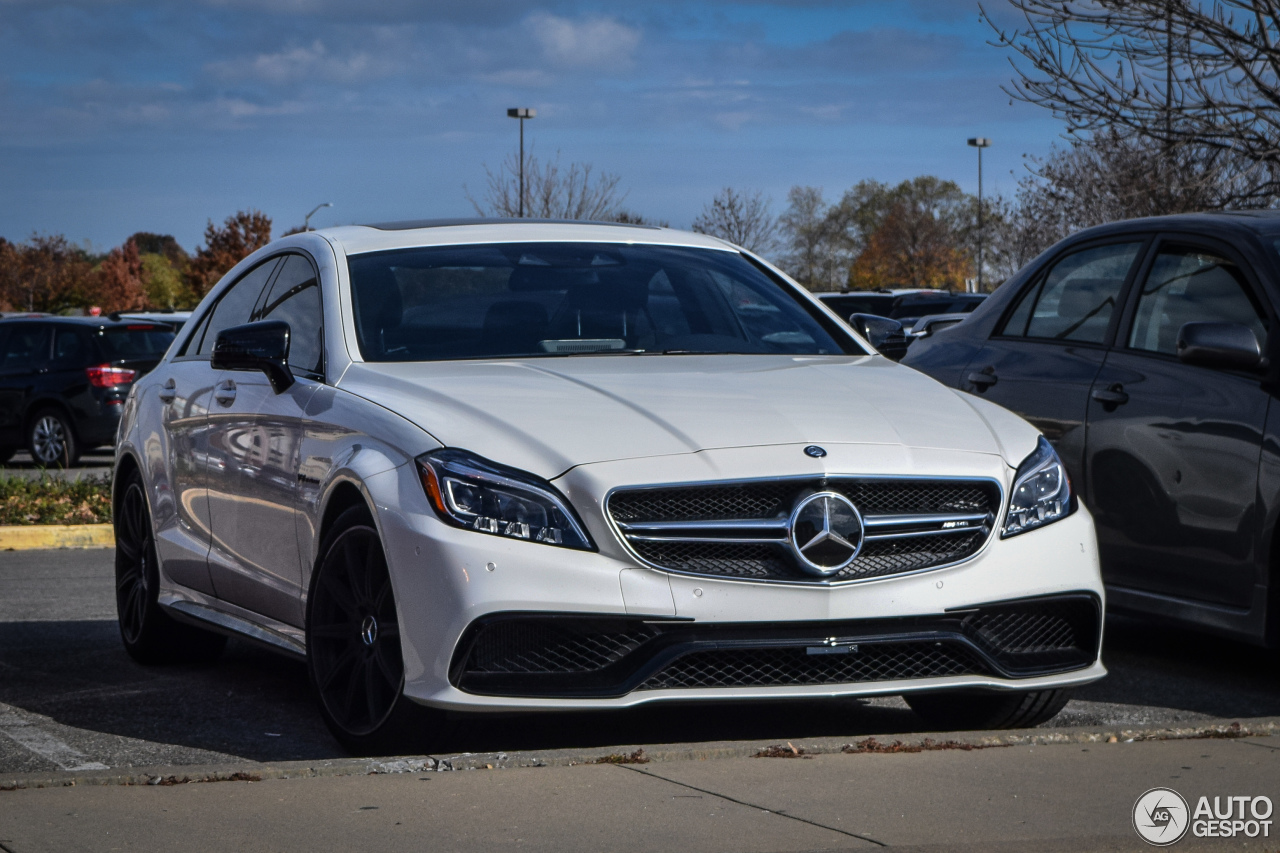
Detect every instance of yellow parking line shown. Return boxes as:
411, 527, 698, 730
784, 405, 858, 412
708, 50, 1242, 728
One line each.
0, 524, 114, 550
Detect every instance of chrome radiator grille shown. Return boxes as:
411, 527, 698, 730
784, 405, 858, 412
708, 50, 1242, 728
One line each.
609, 478, 1000, 583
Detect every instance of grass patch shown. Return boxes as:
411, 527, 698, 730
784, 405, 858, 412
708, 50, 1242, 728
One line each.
0, 472, 112, 525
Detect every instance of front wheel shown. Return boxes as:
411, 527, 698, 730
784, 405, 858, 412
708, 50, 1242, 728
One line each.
307, 505, 441, 756
115, 469, 226, 664
905, 688, 1071, 731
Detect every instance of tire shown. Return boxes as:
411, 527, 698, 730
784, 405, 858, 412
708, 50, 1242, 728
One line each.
115, 469, 227, 664
28, 408, 80, 468
905, 688, 1072, 731
306, 505, 441, 756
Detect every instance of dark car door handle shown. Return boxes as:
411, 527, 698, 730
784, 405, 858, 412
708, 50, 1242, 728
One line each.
158, 379, 176, 403
1091, 385, 1129, 405
966, 370, 998, 388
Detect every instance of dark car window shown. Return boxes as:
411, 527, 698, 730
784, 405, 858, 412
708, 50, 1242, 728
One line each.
1000, 242, 1143, 343
820, 294, 896, 317
0, 325, 49, 373
191, 258, 281, 357
52, 328, 89, 370
98, 325, 176, 361
1128, 247, 1268, 355
348, 242, 858, 362
255, 254, 323, 376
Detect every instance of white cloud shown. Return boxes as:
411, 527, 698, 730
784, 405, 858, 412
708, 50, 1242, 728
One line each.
527, 13, 640, 68
206, 40, 386, 85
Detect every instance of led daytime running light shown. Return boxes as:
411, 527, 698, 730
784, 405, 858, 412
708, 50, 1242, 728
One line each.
1001, 436, 1074, 538
416, 449, 593, 550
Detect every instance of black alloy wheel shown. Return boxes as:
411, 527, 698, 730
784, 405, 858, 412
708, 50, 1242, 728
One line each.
905, 688, 1071, 731
28, 409, 79, 468
115, 468, 226, 664
307, 505, 434, 755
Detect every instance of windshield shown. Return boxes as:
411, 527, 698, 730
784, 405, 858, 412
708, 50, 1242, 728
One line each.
97, 325, 175, 361
347, 242, 858, 362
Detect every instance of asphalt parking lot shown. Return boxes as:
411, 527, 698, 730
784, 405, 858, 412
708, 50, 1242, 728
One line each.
1, 548, 1277, 775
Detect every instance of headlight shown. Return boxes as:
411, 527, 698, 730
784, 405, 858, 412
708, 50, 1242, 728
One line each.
416, 449, 594, 550
1001, 436, 1074, 537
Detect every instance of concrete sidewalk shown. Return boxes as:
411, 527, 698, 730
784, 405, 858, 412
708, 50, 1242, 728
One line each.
2, 735, 1276, 852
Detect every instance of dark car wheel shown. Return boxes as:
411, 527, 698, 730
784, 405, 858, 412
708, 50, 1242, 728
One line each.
307, 505, 441, 756
905, 689, 1071, 731
28, 409, 80, 468
115, 468, 226, 664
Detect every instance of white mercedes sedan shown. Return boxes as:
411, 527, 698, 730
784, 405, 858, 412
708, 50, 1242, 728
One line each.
113, 220, 1105, 753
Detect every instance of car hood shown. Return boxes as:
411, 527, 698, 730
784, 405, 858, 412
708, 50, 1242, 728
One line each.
338, 355, 1020, 480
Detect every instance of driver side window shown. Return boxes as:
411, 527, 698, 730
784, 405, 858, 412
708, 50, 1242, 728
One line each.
185, 258, 280, 358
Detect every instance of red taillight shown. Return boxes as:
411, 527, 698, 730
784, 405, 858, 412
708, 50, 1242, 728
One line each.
85, 365, 137, 388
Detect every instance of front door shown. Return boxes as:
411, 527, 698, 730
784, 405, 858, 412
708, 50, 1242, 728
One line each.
205, 252, 325, 628
1087, 239, 1272, 608
960, 239, 1147, 488
0, 324, 50, 450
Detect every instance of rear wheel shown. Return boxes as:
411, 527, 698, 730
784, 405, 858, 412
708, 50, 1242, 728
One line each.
115, 469, 226, 664
307, 505, 440, 755
905, 689, 1071, 731
28, 409, 79, 468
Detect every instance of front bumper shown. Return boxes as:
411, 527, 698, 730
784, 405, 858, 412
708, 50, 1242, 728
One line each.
369, 445, 1107, 712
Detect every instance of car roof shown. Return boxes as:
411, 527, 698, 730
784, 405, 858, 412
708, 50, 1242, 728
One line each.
316, 219, 738, 256
1071, 210, 1280, 241
0, 316, 175, 329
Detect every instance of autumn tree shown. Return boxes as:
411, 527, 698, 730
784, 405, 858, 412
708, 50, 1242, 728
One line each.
95, 238, 149, 313
1, 235, 95, 313
775, 187, 859, 290
691, 188, 778, 254
186, 210, 272, 297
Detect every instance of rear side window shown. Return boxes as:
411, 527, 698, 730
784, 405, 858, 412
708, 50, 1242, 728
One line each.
0, 325, 49, 372
1000, 242, 1143, 344
97, 326, 176, 361
191, 258, 280, 357
52, 328, 89, 369
1129, 247, 1268, 355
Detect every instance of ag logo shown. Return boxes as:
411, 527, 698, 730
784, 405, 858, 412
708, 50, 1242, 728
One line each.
1133, 787, 1190, 846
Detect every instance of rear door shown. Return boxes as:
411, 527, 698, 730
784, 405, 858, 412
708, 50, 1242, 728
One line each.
1086, 236, 1272, 608
0, 324, 51, 449
959, 238, 1148, 489
151, 258, 279, 597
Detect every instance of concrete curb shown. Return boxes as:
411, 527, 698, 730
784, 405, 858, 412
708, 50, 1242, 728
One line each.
0, 524, 113, 550
2, 716, 1276, 792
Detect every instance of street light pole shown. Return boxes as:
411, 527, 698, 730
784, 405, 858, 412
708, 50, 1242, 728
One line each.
967, 138, 991, 292
507, 108, 536, 218
304, 202, 333, 232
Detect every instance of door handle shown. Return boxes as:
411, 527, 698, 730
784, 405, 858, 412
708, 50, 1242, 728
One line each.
966, 369, 998, 389
214, 380, 237, 406
1091, 384, 1129, 406
158, 379, 176, 403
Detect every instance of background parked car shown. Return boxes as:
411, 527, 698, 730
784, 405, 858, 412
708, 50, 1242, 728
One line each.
817, 290, 987, 327
113, 310, 191, 333
905, 212, 1280, 647
0, 317, 175, 466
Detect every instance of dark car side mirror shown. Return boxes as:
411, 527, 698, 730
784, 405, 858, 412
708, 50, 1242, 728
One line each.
849, 313, 910, 362
212, 320, 294, 393
1176, 322, 1262, 371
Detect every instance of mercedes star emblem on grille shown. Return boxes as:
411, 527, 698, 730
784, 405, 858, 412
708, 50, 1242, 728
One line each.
788, 492, 864, 575
804, 445, 827, 458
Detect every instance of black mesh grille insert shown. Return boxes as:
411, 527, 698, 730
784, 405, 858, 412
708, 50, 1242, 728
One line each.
611, 478, 999, 582
637, 642, 990, 690
451, 595, 1099, 698
464, 620, 658, 674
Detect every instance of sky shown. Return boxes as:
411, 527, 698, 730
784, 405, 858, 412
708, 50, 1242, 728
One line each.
0, 0, 1063, 252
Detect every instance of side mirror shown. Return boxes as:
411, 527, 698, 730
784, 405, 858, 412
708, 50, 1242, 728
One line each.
849, 313, 910, 362
212, 320, 294, 393
1176, 322, 1261, 371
